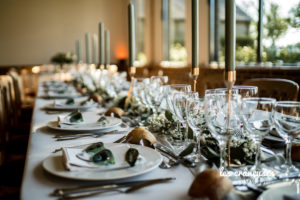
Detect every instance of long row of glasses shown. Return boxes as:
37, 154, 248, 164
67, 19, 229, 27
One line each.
131, 76, 300, 182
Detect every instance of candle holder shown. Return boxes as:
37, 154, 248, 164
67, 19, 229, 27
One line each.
192, 68, 199, 92
224, 70, 236, 169
129, 66, 136, 81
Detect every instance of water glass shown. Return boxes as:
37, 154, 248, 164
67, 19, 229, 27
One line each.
274, 101, 300, 175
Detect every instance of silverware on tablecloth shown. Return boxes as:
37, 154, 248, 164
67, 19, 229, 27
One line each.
52, 177, 175, 199
54, 130, 127, 141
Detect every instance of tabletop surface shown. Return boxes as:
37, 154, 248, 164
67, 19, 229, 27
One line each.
20, 79, 196, 200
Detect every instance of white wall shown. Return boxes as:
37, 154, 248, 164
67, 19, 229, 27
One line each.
0, 0, 209, 66
0, 0, 129, 66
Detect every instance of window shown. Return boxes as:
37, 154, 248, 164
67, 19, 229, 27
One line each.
133, 0, 147, 66
210, 0, 300, 67
162, 0, 187, 66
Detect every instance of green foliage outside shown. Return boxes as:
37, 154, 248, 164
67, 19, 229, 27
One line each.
219, 2, 300, 65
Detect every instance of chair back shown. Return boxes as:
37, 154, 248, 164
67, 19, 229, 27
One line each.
8, 70, 23, 112
242, 78, 299, 101
0, 85, 7, 165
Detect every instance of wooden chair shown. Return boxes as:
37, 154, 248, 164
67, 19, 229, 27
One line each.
242, 78, 299, 101
0, 84, 8, 166
197, 73, 226, 97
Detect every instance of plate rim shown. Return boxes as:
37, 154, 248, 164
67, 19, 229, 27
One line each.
257, 181, 298, 200
46, 116, 122, 132
42, 143, 162, 181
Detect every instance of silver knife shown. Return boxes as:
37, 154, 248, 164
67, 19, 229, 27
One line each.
52, 177, 175, 197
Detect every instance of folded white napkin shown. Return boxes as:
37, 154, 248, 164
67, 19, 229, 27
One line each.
61, 146, 140, 172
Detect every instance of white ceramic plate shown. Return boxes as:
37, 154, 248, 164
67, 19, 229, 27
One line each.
258, 181, 300, 200
42, 143, 162, 181
44, 100, 98, 111
47, 112, 122, 132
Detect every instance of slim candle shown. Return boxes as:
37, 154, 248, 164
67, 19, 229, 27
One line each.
225, 0, 236, 72
85, 33, 91, 64
99, 22, 104, 66
192, 0, 199, 69
76, 40, 82, 63
128, 3, 135, 68
92, 34, 98, 64
105, 30, 110, 66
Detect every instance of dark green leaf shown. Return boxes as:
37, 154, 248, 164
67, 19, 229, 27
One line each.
187, 127, 194, 140
84, 142, 104, 154
92, 149, 115, 165
125, 148, 139, 167
65, 98, 75, 105
179, 143, 195, 158
69, 111, 83, 123
165, 110, 173, 121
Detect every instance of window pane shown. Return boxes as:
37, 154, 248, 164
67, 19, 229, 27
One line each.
167, 0, 187, 64
135, 0, 147, 65
263, 0, 300, 66
218, 0, 258, 65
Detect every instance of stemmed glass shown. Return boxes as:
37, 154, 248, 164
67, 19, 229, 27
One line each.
241, 98, 276, 174
186, 97, 205, 162
166, 84, 191, 146
132, 78, 150, 106
150, 76, 168, 85
274, 101, 300, 176
204, 93, 242, 170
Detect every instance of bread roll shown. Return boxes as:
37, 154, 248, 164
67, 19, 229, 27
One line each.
89, 93, 103, 103
105, 107, 125, 118
126, 127, 157, 145
188, 169, 232, 200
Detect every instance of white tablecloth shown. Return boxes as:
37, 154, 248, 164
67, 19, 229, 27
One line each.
20, 83, 195, 200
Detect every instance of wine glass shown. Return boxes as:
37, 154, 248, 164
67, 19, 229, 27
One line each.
186, 96, 205, 162
132, 78, 149, 106
274, 101, 300, 176
150, 76, 168, 85
241, 97, 276, 175
204, 93, 242, 170
232, 85, 258, 98
166, 84, 191, 146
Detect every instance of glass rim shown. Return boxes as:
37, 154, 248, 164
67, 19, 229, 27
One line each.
233, 85, 258, 89
242, 97, 276, 102
275, 101, 300, 106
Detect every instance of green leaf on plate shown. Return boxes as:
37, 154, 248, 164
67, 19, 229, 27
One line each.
125, 148, 139, 167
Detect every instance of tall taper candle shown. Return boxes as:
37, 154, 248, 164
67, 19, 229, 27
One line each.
76, 40, 82, 63
99, 22, 104, 66
85, 33, 91, 64
225, 0, 236, 72
128, 3, 135, 68
192, 0, 199, 69
105, 30, 110, 66
92, 34, 98, 64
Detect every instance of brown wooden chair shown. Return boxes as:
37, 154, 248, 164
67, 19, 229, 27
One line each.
242, 78, 299, 101
197, 73, 226, 97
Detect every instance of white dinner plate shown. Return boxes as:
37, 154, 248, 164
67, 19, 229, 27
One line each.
42, 143, 162, 181
47, 112, 122, 132
44, 100, 98, 111
258, 181, 300, 200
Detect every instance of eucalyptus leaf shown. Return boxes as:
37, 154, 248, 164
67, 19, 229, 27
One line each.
187, 127, 194, 140
65, 98, 75, 105
179, 143, 195, 158
84, 142, 105, 154
92, 149, 115, 165
165, 110, 173, 121
125, 148, 139, 167
68, 110, 83, 123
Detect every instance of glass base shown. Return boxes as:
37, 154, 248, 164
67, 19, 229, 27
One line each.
275, 164, 300, 177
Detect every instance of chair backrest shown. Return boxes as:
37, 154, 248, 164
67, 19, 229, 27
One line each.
0, 85, 7, 165
7, 70, 23, 111
0, 75, 17, 125
197, 73, 226, 96
242, 78, 299, 101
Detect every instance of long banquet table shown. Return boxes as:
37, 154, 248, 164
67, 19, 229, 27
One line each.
20, 77, 195, 200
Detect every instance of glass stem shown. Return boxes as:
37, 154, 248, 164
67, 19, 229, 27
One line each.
254, 140, 262, 170
219, 140, 227, 170
285, 137, 292, 167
